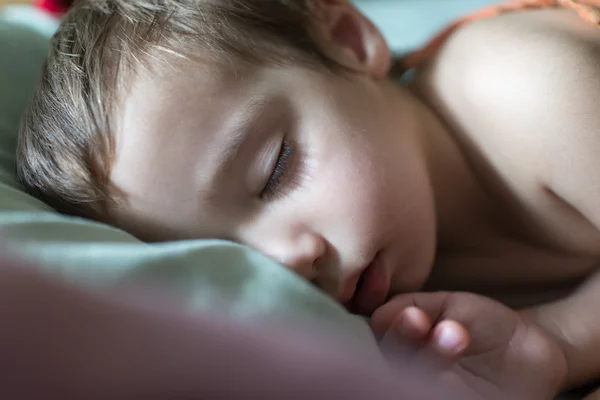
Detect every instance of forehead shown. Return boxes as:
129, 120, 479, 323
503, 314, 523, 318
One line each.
108, 54, 339, 240
109, 56, 323, 238
110, 60, 251, 230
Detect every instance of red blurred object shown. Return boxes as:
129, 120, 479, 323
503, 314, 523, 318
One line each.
36, 0, 72, 15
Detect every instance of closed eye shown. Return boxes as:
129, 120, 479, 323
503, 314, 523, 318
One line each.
260, 140, 294, 200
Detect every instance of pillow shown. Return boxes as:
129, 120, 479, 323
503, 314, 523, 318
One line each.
0, 0, 502, 353
0, 6, 376, 352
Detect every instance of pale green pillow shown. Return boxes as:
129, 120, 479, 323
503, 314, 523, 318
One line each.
0, 6, 376, 351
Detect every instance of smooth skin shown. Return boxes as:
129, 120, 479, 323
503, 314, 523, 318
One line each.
110, 1, 600, 397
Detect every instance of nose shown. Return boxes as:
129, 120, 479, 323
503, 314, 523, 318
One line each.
273, 232, 326, 280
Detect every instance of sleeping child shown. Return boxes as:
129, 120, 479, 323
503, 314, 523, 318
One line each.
16, 0, 600, 398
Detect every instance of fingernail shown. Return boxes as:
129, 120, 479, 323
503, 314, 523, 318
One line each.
436, 324, 464, 353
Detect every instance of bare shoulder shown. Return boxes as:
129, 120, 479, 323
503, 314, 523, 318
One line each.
416, 8, 600, 254
417, 7, 600, 126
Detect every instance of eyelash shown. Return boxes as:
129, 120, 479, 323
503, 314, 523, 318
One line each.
260, 139, 294, 200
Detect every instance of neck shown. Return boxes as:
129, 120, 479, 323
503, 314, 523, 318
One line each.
409, 86, 495, 250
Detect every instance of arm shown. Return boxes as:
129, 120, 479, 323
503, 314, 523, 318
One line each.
492, 25, 600, 393
497, 37, 600, 391
522, 21, 600, 392
521, 271, 600, 390
415, 8, 600, 391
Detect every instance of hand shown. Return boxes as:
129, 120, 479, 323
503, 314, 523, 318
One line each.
371, 292, 567, 400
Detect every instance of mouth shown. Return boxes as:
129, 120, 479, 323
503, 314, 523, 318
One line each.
341, 252, 390, 316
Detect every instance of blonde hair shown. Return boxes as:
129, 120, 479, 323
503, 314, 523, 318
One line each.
17, 0, 338, 221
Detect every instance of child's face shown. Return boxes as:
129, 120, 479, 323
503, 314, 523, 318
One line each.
111, 3, 437, 313
112, 62, 434, 311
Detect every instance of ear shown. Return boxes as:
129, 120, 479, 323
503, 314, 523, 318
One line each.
311, 0, 391, 79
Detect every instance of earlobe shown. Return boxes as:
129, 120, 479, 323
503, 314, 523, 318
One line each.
312, 0, 391, 79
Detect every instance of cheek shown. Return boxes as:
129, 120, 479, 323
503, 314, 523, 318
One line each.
383, 153, 437, 290
316, 155, 398, 248
322, 146, 436, 264
383, 150, 437, 239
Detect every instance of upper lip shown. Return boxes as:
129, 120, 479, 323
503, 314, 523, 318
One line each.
336, 268, 365, 304
336, 254, 378, 304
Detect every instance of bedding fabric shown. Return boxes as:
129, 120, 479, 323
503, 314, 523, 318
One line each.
0, 0, 504, 364
0, 5, 376, 352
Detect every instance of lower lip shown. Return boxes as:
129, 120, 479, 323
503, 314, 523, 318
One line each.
350, 253, 390, 316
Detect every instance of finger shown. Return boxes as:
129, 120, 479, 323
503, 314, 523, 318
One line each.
403, 319, 469, 372
381, 307, 431, 343
430, 319, 470, 357
379, 309, 463, 372
399, 306, 432, 341
408, 319, 469, 370
371, 292, 452, 335
379, 308, 432, 365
